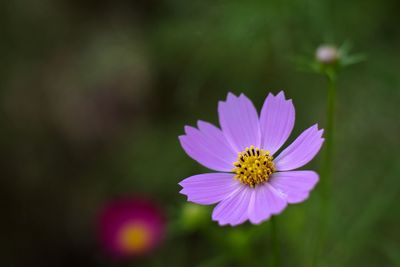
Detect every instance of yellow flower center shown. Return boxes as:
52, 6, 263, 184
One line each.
233, 145, 276, 187
118, 222, 151, 254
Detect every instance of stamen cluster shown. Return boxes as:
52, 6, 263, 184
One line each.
233, 146, 276, 187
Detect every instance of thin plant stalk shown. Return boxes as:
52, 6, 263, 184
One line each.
270, 216, 281, 267
322, 72, 336, 217
312, 72, 336, 267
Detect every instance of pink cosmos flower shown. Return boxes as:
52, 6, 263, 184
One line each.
98, 197, 166, 259
178, 92, 324, 226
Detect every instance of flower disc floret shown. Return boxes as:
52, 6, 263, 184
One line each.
233, 146, 275, 187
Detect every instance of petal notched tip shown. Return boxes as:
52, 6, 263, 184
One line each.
226, 92, 237, 100
218, 92, 238, 107
266, 90, 291, 101
183, 125, 194, 135
311, 123, 324, 133
212, 215, 246, 227
196, 120, 207, 128
249, 215, 271, 225
276, 90, 285, 98
213, 218, 228, 226
178, 188, 191, 201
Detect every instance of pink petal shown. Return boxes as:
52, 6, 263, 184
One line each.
211, 185, 252, 226
218, 93, 261, 152
260, 91, 295, 155
269, 171, 319, 203
179, 120, 237, 172
197, 120, 237, 157
179, 173, 241, 205
274, 124, 324, 171
248, 183, 287, 224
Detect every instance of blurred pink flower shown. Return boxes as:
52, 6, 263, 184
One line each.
98, 197, 165, 259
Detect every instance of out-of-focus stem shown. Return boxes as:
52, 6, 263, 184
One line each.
270, 216, 280, 267
312, 72, 336, 267
322, 73, 336, 216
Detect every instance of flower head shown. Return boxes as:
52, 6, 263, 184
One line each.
98, 197, 165, 258
178, 92, 324, 226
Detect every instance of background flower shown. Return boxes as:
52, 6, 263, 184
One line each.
97, 197, 166, 259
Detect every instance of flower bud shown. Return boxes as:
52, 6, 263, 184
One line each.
181, 203, 209, 230
315, 45, 340, 64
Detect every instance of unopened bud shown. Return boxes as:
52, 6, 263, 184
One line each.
181, 203, 209, 230
316, 45, 340, 64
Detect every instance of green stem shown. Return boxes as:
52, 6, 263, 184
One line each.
270, 216, 280, 267
312, 73, 336, 267
322, 73, 336, 218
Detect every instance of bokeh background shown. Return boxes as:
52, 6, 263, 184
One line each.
1, 0, 399, 266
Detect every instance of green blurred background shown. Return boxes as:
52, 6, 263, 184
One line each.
1, 0, 399, 266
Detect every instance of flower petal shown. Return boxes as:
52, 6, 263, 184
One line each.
269, 171, 319, 204
218, 93, 261, 152
179, 121, 237, 171
211, 185, 252, 226
197, 120, 237, 157
274, 124, 324, 171
260, 91, 295, 155
179, 173, 241, 205
248, 183, 287, 224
